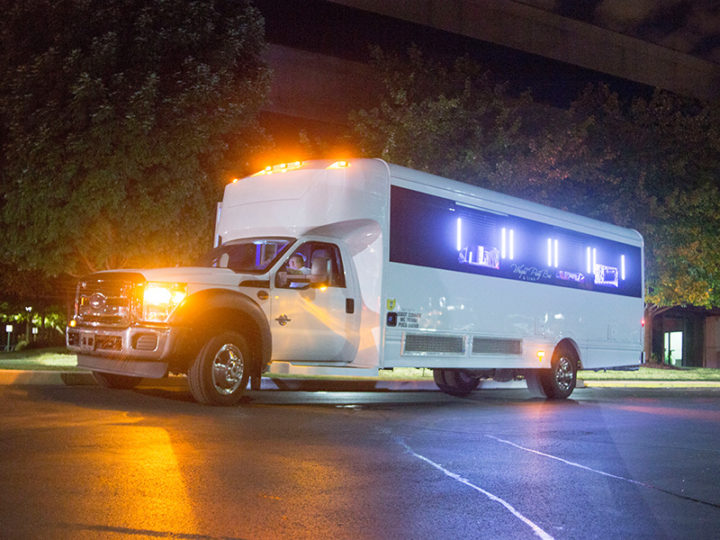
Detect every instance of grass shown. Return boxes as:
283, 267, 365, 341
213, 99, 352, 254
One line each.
1, 347, 719, 381
578, 365, 720, 381
0, 347, 78, 371
390, 366, 720, 382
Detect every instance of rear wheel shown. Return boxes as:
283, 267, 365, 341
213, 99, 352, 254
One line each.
433, 369, 480, 397
188, 331, 250, 406
526, 344, 578, 399
92, 371, 142, 389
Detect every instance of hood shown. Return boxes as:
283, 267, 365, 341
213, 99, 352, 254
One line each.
91, 266, 262, 287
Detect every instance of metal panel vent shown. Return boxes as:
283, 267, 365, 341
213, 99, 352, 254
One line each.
404, 334, 465, 354
472, 338, 522, 355
134, 334, 158, 352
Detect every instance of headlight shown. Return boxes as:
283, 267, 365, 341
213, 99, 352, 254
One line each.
140, 282, 187, 323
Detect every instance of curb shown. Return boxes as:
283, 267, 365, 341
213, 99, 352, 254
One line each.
581, 380, 720, 388
0, 370, 96, 386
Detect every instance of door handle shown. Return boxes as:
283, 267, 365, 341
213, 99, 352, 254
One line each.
346, 298, 355, 314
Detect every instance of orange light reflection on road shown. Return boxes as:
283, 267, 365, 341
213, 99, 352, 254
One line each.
105, 426, 197, 533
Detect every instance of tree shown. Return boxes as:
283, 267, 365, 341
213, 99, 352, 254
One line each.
349, 46, 534, 193
348, 48, 624, 214
0, 0, 270, 278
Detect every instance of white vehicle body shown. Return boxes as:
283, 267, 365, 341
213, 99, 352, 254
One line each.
216, 158, 644, 377
67, 158, 644, 404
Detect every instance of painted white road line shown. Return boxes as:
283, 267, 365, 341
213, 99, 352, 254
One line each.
400, 440, 555, 540
486, 435, 644, 486
485, 434, 720, 509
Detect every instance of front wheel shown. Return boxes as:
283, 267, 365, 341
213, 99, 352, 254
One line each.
525, 344, 578, 399
188, 331, 251, 406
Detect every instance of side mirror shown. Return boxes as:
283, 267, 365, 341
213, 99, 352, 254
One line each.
276, 271, 289, 288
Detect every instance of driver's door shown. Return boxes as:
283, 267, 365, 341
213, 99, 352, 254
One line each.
271, 241, 360, 362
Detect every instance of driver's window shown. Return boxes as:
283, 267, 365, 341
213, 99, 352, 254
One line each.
275, 242, 345, 289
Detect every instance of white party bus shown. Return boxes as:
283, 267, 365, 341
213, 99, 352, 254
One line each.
67, 158, 644, 405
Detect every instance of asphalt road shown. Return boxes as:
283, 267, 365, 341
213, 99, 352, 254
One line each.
1, 384, 719, 539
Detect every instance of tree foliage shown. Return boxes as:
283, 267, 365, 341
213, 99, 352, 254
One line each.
0, 0, 270, 277
569, 86, 720, 307
349, 47, 531, 192
349, 48, 720, 310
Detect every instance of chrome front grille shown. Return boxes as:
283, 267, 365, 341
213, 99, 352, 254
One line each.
76, 274, 142, 327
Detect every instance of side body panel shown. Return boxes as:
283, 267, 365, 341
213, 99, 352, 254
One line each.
381, 264, 643, 369
380, 165, 644, 371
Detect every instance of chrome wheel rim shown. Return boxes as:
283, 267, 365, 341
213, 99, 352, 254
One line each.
555, 356, 574, 392
211, 343, 245, 395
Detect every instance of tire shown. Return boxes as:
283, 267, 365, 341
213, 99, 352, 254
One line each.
433, 369, 480, 397
525, 344, 578, 399
188, 331, 250, 406
433, 368, 452, 394
92, 371, 142, 390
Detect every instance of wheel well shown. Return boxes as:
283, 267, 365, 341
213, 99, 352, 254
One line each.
555, 338, 582, 370
168, 307, 269, 378
197, 308, 267, 378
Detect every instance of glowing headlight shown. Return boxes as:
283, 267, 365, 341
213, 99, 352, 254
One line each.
141, 282, 187, 323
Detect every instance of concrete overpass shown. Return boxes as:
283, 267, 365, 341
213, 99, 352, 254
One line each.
257, 0, 720, 125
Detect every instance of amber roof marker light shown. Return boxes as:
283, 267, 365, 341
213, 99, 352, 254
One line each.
327, 160, 350, 169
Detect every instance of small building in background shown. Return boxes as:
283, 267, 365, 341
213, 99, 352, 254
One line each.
652, 307, 720, 368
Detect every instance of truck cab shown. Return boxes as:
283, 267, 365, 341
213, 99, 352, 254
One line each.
67, 232, 366, 404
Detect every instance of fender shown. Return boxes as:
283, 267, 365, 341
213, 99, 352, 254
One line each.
169, 288, 272, 375
556, 337, 582, 369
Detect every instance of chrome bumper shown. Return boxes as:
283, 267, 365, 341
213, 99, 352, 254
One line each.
66, 325, 181, 378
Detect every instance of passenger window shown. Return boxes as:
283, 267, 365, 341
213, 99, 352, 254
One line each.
276, 242, 345, 289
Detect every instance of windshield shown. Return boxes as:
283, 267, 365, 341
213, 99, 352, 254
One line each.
195, 238, 294, 274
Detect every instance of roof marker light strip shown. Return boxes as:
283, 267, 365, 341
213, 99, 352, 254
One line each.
250, 161, 304, 177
